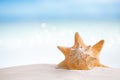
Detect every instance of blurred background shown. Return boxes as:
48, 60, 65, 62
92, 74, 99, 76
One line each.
0, 0, 120, 68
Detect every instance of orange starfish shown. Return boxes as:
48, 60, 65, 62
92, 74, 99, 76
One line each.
57, 32, 107, 70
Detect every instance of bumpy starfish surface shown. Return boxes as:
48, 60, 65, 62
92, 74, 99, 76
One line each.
57, 32, 107, 70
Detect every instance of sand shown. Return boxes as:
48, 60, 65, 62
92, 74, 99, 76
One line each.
0, 64, 120, 80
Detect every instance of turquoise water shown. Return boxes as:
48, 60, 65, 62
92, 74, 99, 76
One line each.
0, 21, 120, 68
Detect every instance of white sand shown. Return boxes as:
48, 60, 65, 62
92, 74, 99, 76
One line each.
0, 64, 120, 80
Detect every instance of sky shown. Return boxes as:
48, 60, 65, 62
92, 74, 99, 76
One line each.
0, 0, 120, 68
0, 0, 120, 22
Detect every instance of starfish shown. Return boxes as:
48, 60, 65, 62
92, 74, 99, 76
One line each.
57, 32, 108, 70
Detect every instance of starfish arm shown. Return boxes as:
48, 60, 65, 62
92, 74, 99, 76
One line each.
73, 32, 86, 48
97, 64, 109, 68
92, 40, 104, 57
57, 46, 70, 56
57, 61, 69, 69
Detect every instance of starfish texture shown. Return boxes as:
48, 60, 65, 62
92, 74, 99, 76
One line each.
57, 32, 107, 70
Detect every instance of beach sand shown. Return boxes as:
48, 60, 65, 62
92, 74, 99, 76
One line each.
0, 64, 120, 80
